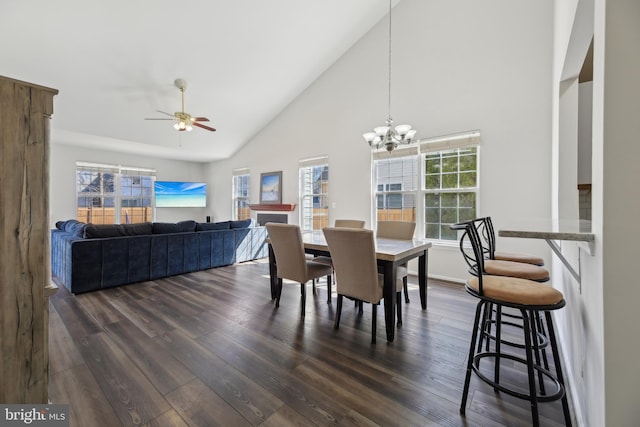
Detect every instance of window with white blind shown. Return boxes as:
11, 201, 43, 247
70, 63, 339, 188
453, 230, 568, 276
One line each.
372, 130, 480, 242
299, 156, 329, 231
76, 162, 156, 224
374, 150, 418, 222
232, 168, 251, 221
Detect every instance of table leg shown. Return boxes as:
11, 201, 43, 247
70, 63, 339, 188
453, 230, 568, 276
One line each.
418, 250, 428, 309
383, 261, 397, 342
268, 244, 277, 300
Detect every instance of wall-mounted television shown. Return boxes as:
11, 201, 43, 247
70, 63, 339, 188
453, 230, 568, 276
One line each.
154, 181, 207, 207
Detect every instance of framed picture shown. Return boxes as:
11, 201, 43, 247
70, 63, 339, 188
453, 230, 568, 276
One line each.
260, 171, 282, 204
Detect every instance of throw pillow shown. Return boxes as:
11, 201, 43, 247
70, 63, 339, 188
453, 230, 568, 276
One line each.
196, 221, 230, 231
152, 222, 180, 234
230, 219, 252, 229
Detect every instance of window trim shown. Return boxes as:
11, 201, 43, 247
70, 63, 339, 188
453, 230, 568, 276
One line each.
299, 156, 329, 232
76, 162, 156, 224
232, 168, 251, 221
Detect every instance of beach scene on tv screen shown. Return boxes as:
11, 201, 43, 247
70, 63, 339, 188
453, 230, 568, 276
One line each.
155, 181, 207, 207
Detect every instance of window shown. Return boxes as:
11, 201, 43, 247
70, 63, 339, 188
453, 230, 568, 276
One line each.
374, 155, 417, 222
424, 147, 478, 240
76, 162, 155, 224
232, 169, 251, 220
299, 156, 329, 231
372, 130, 480, 242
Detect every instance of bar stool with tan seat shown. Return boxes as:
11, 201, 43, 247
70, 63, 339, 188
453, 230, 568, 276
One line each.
467, 217, 552, 370
451, 220, 572, 427
469, 218, 550, 282
266, 223, 334, 317
376, 220, 416, 303
480, 216, 545, 266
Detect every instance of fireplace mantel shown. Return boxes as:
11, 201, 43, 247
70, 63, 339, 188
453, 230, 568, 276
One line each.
248, 204, 297, 212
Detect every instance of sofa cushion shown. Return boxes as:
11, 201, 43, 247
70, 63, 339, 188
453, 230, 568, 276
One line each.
123, 222, 153, 236
230, 219, 252, 229
196, 221, 230, 231
57, 219, 84, 232
84, 224, 122, 239
84, 222, 152, 238
70, 222, 87, 238
152, 222, 180, 234
177, 220, 197, 232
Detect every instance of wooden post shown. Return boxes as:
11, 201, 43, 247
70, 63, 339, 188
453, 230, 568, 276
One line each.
0, 75, 58, 403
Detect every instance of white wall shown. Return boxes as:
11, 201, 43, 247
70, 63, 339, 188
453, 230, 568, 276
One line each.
50, 142, 210, 226
205, 0, 555, 280
553, 0, 640, 425
599, 0, 640, 424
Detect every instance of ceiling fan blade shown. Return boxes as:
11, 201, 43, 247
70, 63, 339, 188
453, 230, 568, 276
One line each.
144, 118, 174, 120
193, 122, 216, 132
192, 117, 210, 122
156, 110, 176, 118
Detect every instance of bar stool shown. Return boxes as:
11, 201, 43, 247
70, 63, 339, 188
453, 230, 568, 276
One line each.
451, 220, 572, 426
469, 217, 552, 370
480, 216, 545, 266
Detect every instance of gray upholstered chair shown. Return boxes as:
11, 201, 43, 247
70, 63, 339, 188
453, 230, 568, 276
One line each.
266, 223, 333, 317
312, 219, 366, 303
334, 219, 366, 228
376, 220, 416, 303
323, 227, 403, 344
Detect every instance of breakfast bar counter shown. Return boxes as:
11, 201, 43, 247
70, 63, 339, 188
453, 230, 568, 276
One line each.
498, 219, 594, 284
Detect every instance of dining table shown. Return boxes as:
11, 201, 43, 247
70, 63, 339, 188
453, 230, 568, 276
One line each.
267, 230, 432, 342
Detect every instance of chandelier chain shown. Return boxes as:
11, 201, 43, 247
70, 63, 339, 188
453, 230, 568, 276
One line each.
387, 0, 392, 122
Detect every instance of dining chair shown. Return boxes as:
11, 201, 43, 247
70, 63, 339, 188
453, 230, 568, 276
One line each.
376, 220, 415, 304
451, 220, 571, 427
334, 219, 366, 228
266, 223, 333, 317
312, 219, 366, 303
322, 227, 403, 344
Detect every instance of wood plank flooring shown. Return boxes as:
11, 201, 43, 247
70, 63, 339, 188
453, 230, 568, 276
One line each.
49, 259, 572, 426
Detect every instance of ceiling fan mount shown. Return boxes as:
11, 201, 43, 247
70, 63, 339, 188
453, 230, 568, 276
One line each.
145, 79, 216, 132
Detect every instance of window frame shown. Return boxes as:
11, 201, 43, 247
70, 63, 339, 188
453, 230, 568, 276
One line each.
299, 156, 329, 232
232, 169, 251, 221
76, 162, 156, 224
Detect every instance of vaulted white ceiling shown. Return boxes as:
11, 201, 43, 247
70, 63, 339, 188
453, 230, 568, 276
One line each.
1, 0, 398, 162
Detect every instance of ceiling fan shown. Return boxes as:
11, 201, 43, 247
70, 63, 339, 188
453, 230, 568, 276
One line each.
145, 79, 216, 132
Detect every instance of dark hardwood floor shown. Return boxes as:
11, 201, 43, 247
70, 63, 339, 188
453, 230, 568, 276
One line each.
49, 259, 572, 426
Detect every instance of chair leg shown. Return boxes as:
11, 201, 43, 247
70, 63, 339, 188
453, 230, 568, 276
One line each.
334, 295, 343, 329
396, 291, 402, 327
275, 278, 283, 308
326, 274, 332, 304
545, 311, 573, 427
521, 309, 540, 426
371, 303, 377, 344
461, 300, 485, 415
300, 282, 306, 317
493, 304, 502, 392
403, 276, 410, 303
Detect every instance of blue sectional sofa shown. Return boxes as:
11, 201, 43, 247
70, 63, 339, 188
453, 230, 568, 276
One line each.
51, 219, 268, 294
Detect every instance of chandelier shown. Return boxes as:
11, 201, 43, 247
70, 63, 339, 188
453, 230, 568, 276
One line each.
362, 0, 417, 152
